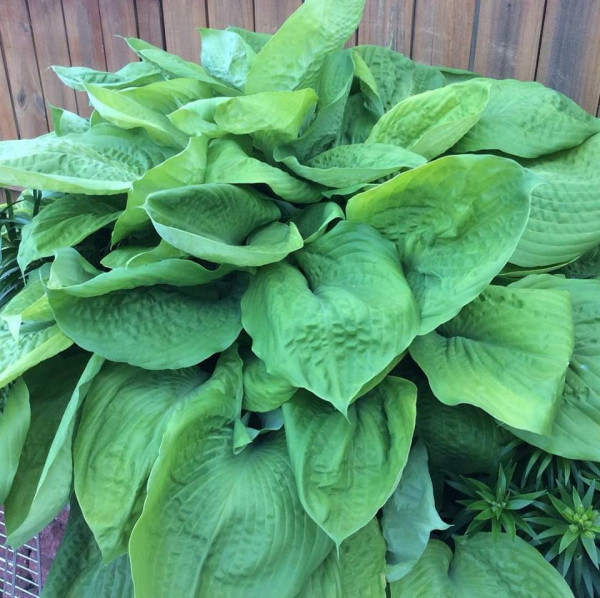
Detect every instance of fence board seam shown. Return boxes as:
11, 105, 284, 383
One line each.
95, 0, 109, 70
0, 29, 20, 139
133, 0, 141, 39
59, 0, 74, 66
468, 0, 481, 72
533, 0, 549, 80
409, 0, 418, 58
24, 0, 48, 132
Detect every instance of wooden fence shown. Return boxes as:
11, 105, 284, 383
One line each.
0, 0, 599, 141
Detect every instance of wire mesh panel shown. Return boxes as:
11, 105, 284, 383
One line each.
0, 507, 42, 598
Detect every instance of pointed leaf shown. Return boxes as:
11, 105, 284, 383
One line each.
0, 124, 173, 194
347, 155, 533, 333
206, 138, 321, 203
129, 348, 332, 597
5, 354, 103, 547
410, 284, 574, 434
144, 183, 303, 266
367, 80, 490, 159
453, 79, 600, 158
18, 194, 123, 271
241, 221, 419, 412
50, 106, 90, 136
508, 275, 600, 460
283, 377, 416, 544
52, 61, 163, 91
246, 0, 365, 93
0, 378, 30, 503
74, 362, 209, 559
46, 251, 243, 370
275, 143, 425, 188
382, 442, 449, 581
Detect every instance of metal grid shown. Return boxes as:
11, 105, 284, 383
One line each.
0, 507, 42, 598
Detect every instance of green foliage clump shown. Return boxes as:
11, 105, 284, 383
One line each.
0, 0, 599, 596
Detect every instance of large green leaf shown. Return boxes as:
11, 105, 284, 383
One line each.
390, 533, 574, 597
283, 376, 416, 545
205, 138, 321, 203
511, 133, 600, 267
367, 80, 490, 159
168, 97, 230, 137
241, 221, 419, 413
43, 501, 134, 598
144, 183, 303, 266
453, 79, 600, 158
275, 143, 425, 188
410, 283, 574, 434
213, 89, 317, 154
0, 378, 30, 503
84, 83, 191, 148
415, 386, 512, 475
4, 354, 102, 547
0, 124, 173, 194
299, 519, 387, 598
0, 320, 73, 388
199, 28, 254, 90
382, 441, 449, 582
74, 362, 209, 560
17, 194, 123, 271
112, 136, 208, 242
283, 50, 354, 162
129, 348, 332, 597
50, 248, 231, 295
352, 46, 444, 111
508, 275, 600, 460
245, 0, 365, 93
52, 61, 163, 91
46, 252, 243, 370
347, 155, 533, 333
124, 37, 238, 96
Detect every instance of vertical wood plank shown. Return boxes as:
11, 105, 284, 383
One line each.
135, 0, 166, 48
473, 1, 545, 81
98, 0, 139, 71
357, 0, 414, 55
0, 46, 18, 140
206, 0, 253, 30
27, 0, 78, 125
0, 0, 48, 138
254, 0, 299, 33
411, 0, 476, 68
162, 0, 206, 62
536, 0, 600, 113
62, 0, 107, 116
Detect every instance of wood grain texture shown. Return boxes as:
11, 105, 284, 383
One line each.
62, 0, 107, 116
254, 0, 300, 33
206, 0, 253, 30
0, 44, 18, 140
162, 0, 206, 62
98, 0, 139, 71
536, 0, 600, 114
0, 0, 47, 138
357, 0, 414, 54
473, 0, 545, 80
135, 0, 166, 48
411, 0, 477, 68
27, 0, 78, 125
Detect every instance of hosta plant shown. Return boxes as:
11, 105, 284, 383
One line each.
0, 0, 599, 596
